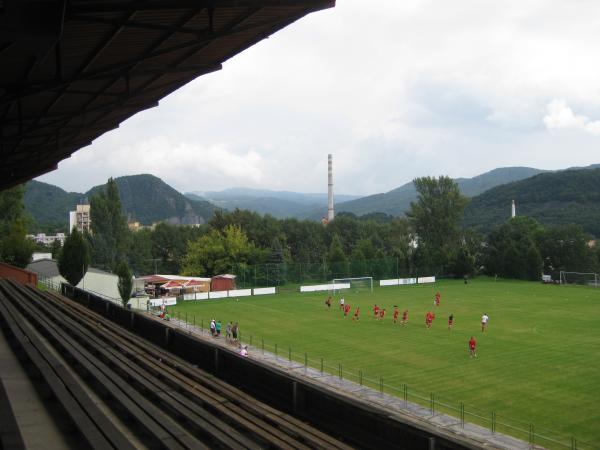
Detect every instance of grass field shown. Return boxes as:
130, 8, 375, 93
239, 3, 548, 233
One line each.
171, 278, 600, 448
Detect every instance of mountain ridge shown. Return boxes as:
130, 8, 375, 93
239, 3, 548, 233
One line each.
463, 168, 600, 236
25, 174, 216, 231
299, 166, 547, 220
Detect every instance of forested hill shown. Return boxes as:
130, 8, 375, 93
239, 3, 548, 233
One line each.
24, 181, 85, 231
87, 174, 216, 225
25, 174, 217, 231
463, 169, 600, 236
187, 188, 361, 219
301, 166, 545, 219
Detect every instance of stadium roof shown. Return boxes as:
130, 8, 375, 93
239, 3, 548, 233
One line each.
0, 0, 335, 191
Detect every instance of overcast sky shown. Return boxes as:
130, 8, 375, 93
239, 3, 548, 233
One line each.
38, 0, 600, 196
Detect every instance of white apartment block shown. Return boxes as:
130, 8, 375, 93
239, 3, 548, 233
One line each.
27, 233, 66, 246
69, 204, 91, 233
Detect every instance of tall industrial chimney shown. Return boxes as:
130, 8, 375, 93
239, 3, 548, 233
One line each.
511, 200, 516, 219
327, 154, 334, 222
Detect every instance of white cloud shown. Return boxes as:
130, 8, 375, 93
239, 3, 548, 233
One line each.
44, 136, 266, 193
38, 0, 600, 195
543, 100, 600, 135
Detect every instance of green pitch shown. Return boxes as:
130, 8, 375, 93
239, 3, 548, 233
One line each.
172, 278, 600, 447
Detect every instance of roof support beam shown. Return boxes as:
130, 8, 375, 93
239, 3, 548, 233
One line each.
68, 0, 333, 13
71, 14, 211, 37
0, 12, 281, 104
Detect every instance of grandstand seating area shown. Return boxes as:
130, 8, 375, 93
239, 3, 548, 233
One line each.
0, 278, 480, 449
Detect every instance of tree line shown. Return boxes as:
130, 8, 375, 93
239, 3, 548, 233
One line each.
1, 176, 599, 286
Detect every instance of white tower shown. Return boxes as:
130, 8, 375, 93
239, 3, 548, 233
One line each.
511, 200, 516, 219
327, 154, 334, 222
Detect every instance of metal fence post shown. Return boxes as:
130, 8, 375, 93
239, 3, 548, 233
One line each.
529, 424, 534, 447
430, 393, 434, 415
275, 344, 278, 359
379, 377, 383, 395
261, 338, 264, 354
338, 363, 342, 380
288, 346, 292, 362
320, 358, 323, 373
460, 402, 464, 428
491, 411, 496, 434
304, 352, 307, 369
359, 370, 363, 386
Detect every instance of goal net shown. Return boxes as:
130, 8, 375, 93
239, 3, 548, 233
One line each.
559, 271, 599, 287
332, 277, 373, 294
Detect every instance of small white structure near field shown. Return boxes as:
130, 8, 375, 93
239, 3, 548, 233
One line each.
26, 258, 124, 303
32, 252, 53, 261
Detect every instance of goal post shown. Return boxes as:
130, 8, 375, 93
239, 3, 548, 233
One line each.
332, 277, 373, 294
559, 271, 599, 287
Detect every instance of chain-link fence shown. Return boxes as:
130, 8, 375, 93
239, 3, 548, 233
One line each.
162, 310, 596, 450
232, 257, 446, 288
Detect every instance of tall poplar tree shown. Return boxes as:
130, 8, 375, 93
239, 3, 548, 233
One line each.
90, 178, 130, 270
0, 185, 34, 268
58, 228, 91, 286
408, 176, 468, 270
116, 260, 133, 307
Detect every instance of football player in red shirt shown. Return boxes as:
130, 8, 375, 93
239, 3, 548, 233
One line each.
393, 306, 399, 324
401, 310, 408, 326
469, 336, 477, 358
425, 311, 433, 328
344, 303, 351, 317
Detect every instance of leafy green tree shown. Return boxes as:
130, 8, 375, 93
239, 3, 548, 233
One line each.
58, 228, 91, 286
354, 238, 376, 260
408, 176, 468, 270
115, 260, 133, 307
525, 243, 543, 281
90, 178, 130, 270
127, 228, 154, 275
0, 186, 34, 268
502, 242, 525, 279
268, 237, 287, 286
210, 209, 283, 249
281, 218, 326, 263
151, 222, 188, 274
1, 222, 35, 268
371, 248, 390, 280
484, 217, 544, 280
350, 247, 367, 277
50, 239, 63, 259
326, 215, 361, 255
449, 247, 476, 278
538, 224, 597, 273
327, 234, 348, 278
462, 228, 484, 273
182, 225, 256, 277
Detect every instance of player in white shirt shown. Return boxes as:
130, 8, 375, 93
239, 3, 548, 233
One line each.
481, 313, 489, 332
